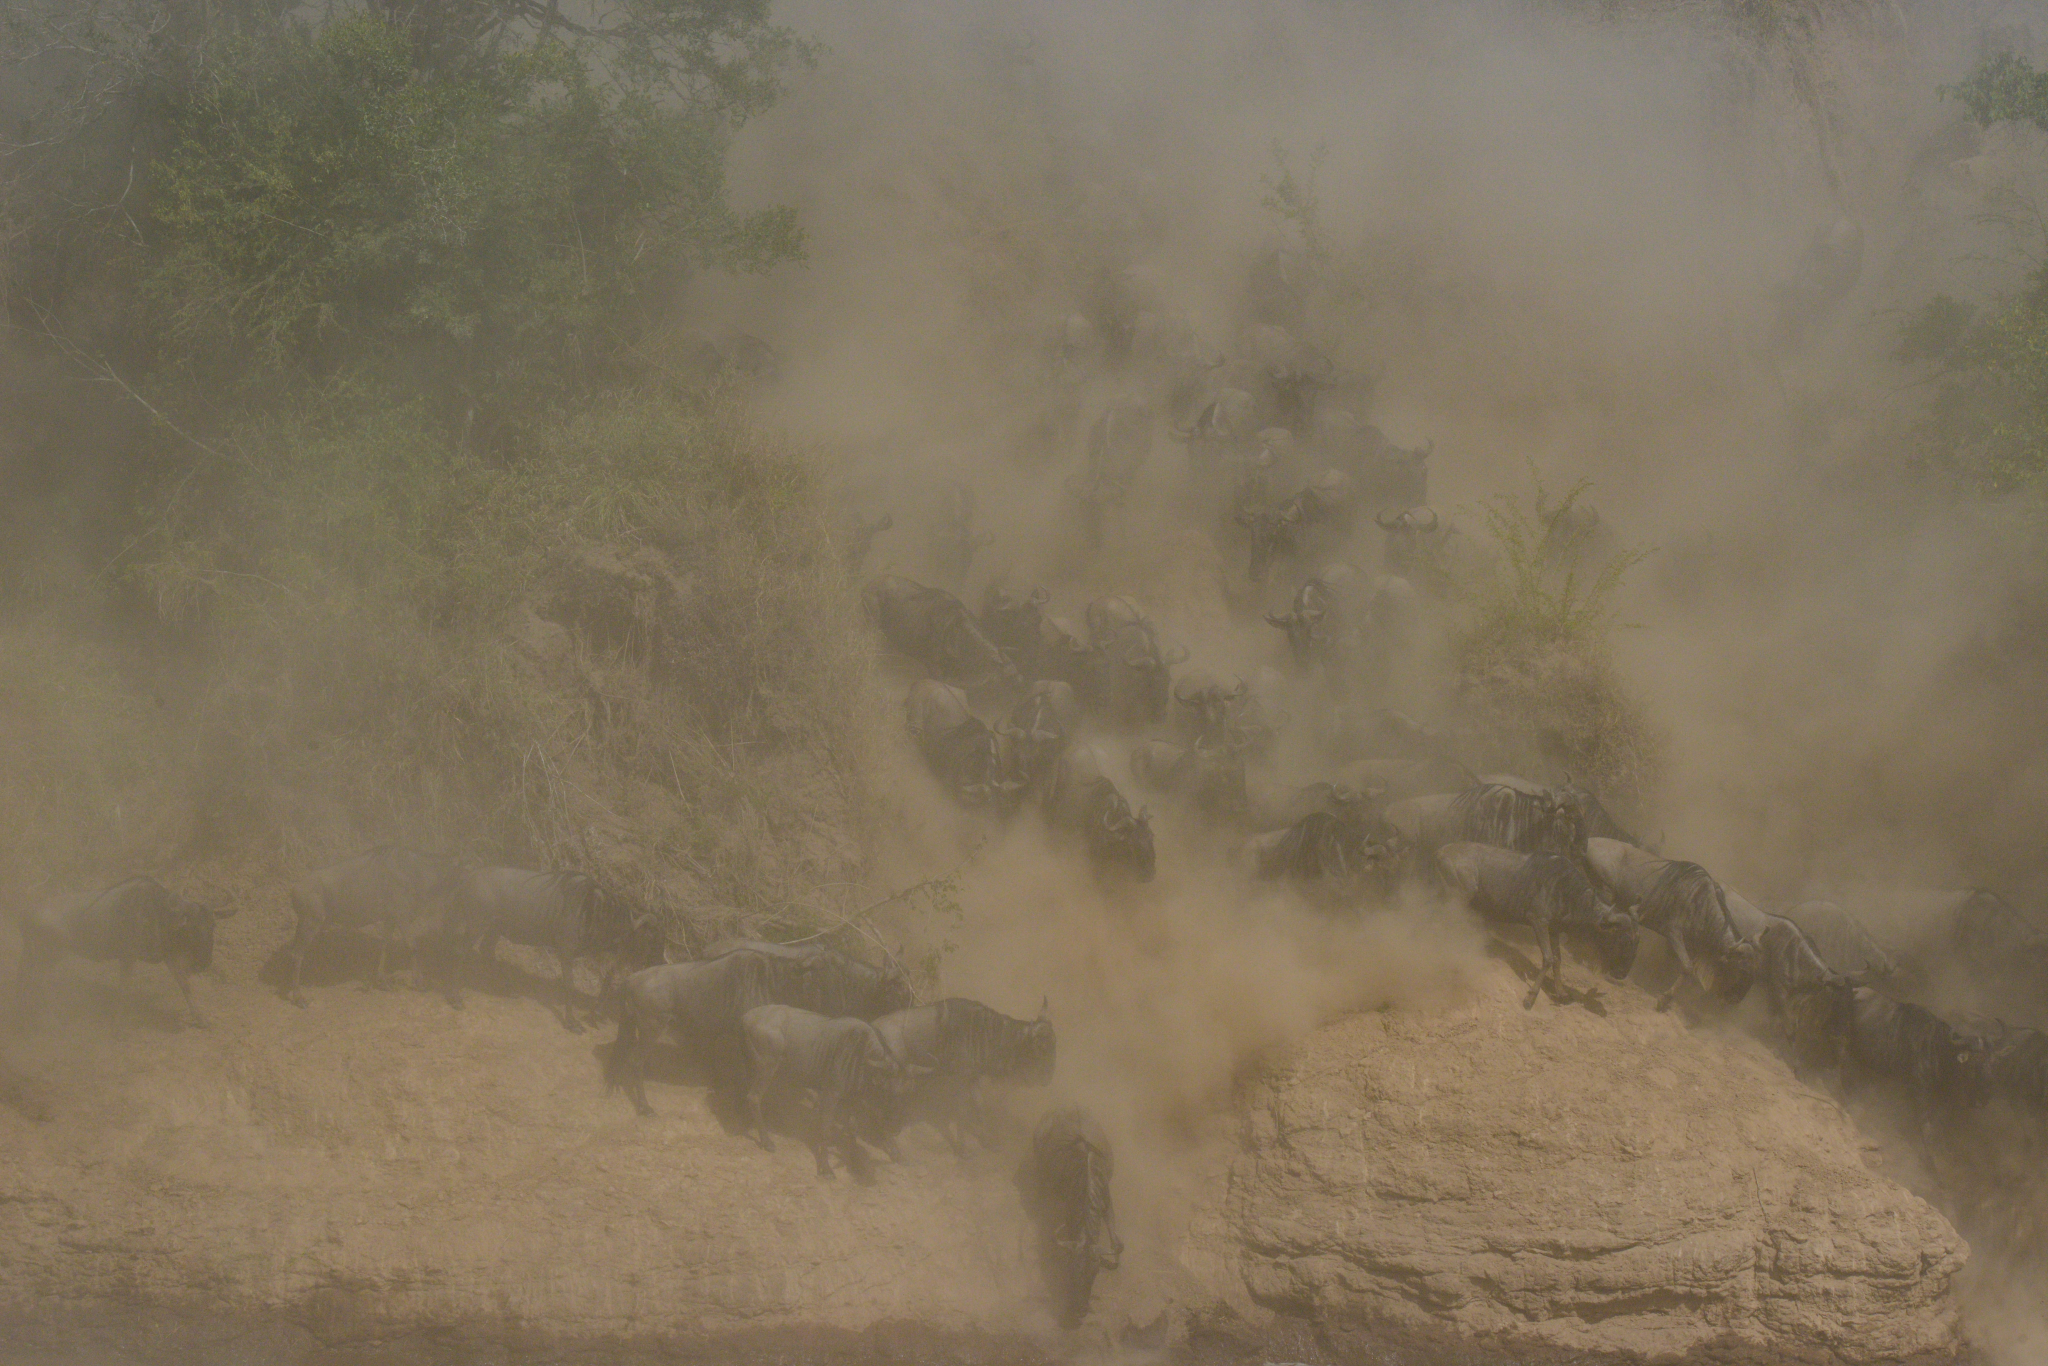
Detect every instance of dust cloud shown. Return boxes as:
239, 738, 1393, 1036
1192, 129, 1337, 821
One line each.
692, 0, 2048, 1351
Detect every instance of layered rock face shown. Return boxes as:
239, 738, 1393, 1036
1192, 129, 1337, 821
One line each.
1195, 967, 1968, 1363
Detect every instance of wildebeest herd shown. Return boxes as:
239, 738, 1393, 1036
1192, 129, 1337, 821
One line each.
12, 297, 2048, 1333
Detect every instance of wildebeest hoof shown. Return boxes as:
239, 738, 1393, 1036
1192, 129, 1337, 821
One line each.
633, 1104, 655, 1118
287, 994, 309, 1009
1655, 996, 1675, 1013
562, 1019, 586, 1034
818, 1165, 837, 1180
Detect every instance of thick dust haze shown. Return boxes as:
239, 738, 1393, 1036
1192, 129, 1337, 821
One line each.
8, 0, 2048, 1359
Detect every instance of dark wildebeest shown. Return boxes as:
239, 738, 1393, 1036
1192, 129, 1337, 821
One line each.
603, 953, 776, 1115
1377, 506, 1452, 588
1840, 987, 1994, 1137
1082, 597, 1183, 729
14, 878, 233, 1029
863, 576, 1014, 686
1951, 889, 2048, 990
928, 480, 992, 585
1385, 778, 1583, 861
1168, 668, 1249, 750
1583, 838, 1757, 1011
1436, 843, 1638, 1008
980, 585, 1050, 677
1347, 425, 1431, 510
280, 847, 464, 1008
1248, 807, 1403, 901
741, 1004, 920, 1181
1748, 906, 1858, 1067
1986, 1024, 2048, 1115
906, 679, 1019, 810
450, 868, 661, 1032
1017, 1106, 1123, 1329
872, 997, 1056, 1153
1238, 470, 1357, 583
700, 940, 915, 1021
1045, 744, 1155, 883
1131, 738, 1247, 820
1003, 680, 1082, 795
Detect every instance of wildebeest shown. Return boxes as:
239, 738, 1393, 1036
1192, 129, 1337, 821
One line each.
1345, 425, 1431, 510
1536, 493, 1607, 571
872, 997, 1056, 1152
1377, 506, 1452, 587
907, 679, 1019, 810
1986, 1024, 2048, 1115
1017, 1106, 1123, 1329
1083, 597, 1183, 728
1782, 900, 1897, 984
863, 576, 1014, 686
1436, 843, 1638, 1008
1131, 738, 1247, 820
1248, 807, 1403, 900
603, 953, 776, 1115
741, 1004, 920, 1180
1385, 778, 1583, 860
1751, 909, 1856, 1067
701, 940, 915, 1021
1238, 470, 1357, 583
1583, 838, 1757, 1010
1168, 668, 1249, 750
1045, 744, 1155, 882
980, 585, 1050, 677
279, 847, 464, 1008
450, 868, 660, 1032
1002, 680, 1082, 795
14, 877, 233, 1029
1840, 987, 1993, 1135
1951, 889, 2048, 990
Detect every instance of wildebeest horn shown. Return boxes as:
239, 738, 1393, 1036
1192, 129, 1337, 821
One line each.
1375, 509, 1400, 530
1230, 680, 1248, 700
1162, 645, 1189, 665
208, 903, 239, 919
1264, 611, 1294, 628
1038, 995, 1049, 1020
1028, 587, 1049, 606
1418, 509, 1439, 532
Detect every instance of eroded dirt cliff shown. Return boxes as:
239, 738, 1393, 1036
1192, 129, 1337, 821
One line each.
0, 879, 1969, 1365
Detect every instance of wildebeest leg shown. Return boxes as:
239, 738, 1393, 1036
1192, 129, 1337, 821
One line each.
809, 1087, 840, 1178
1531, 925, 1556, 1011
168, 962, 205, 1030
745, 1053, 778, 1154
555, 947, 585, 1033
1656, 932, 1697, 1012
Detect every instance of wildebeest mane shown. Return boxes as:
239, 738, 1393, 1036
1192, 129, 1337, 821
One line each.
1448, 783, 1578, 857
932, 998, 1052, 1080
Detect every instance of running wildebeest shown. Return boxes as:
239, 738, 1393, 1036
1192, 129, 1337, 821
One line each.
863, 576, 1015, 686
1377, 506, 1456, 592
1584, 838, 1757, 1010
450, 868, 660, 1032
1131, 738, 1247, 820
1044, 744, 1155, 883
906, 679, 1020, 810
1782, 900, 1897, 984
1168, 668, 1249, 750
1840, 987, 1994, 1137
980, 585, 1050, 677
1003, 680, 1082, 795
14, 877, 233, 1029
1436, 843, 1639, 1008
279, 847, 464, 1008
1385, 777, 1583, 860
1082, 597, 1183, 728
1248, 807, 1404, 901
701, 939, 915, 1021
841, 511, 893, 574
1344, 425, 1431, 510
1750, 908, 1857, 1067
872, 997, 1056, 1153
1238, 470, 1357, 583
1017, 1106, 1123, 1329
741, 1004, 921, 1180
604, 953, 776, 1115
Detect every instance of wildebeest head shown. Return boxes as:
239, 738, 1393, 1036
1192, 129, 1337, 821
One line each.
981, 584, 1049, 660
1016, 998, 1057, 1084
1376, 505, 1441, 578
1590, 903, 1640, 982
1711, 937, 1761, 1004
876, 954, 917, 1016
1171, 669, 1248, 748
1093, 801, 1156, 882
